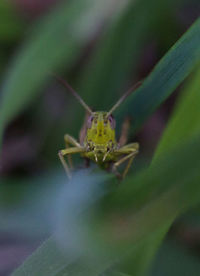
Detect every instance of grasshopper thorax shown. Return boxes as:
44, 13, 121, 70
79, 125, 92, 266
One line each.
84, 111, 118, 162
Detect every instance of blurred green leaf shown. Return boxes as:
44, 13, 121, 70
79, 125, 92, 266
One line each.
116, 16, 200, 133
0, 0, 122, 146
153, 66, 200, 161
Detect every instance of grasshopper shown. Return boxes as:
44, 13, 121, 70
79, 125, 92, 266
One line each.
56, 76, 140, 179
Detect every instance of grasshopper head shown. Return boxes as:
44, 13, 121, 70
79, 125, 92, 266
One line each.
84, 112, 117, 161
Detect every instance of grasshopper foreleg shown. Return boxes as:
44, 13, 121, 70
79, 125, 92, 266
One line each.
58, 135, 84, 178
64, 134, 81, 169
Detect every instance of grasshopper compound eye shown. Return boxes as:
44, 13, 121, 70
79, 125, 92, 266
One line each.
87, 115, 94, 129
108, 115, 116, 129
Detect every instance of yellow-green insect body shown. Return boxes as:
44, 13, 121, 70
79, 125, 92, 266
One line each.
56, 75, 141, 179
83, 112, 118, 163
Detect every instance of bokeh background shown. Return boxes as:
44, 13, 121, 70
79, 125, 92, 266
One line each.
0, 0, 200, 275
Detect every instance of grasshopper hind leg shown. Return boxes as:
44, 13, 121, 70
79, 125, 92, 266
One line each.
115, 116, 139, 179
112, 143, 139, 179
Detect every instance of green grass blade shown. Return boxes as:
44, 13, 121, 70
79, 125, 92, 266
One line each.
153, 66, 200, 161
116, 17, 200, 133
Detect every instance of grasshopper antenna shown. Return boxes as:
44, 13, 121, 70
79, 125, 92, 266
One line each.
107, 81, 142, 117
53, 74, 93, 114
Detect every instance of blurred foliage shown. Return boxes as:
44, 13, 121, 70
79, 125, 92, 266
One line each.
0, 0, 200, 275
